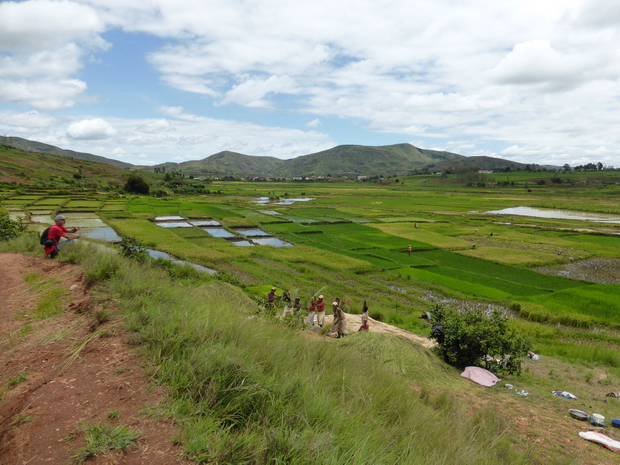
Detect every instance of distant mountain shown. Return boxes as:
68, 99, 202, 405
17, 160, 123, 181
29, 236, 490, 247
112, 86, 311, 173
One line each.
148, 143, 474, 176
153, 151, 286, 175
431, 156, 527, 172
1, 136, 527, 177
277, 144, 464, 176
0, 136, 134, 169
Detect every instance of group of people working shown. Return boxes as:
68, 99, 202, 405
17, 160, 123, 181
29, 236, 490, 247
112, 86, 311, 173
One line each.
267, 288, 370, 338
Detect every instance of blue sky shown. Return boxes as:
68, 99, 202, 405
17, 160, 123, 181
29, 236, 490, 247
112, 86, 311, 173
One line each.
1, 0, 620, 167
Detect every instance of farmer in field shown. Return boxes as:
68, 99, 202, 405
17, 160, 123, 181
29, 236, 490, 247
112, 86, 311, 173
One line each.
359, 300, 369, 331
282, 301, 294, 318
293, 297, 302, 312
307, 296, 317, 325
267, 287, 277, 310
408, 244, 412, 256
44, 215, 80, 259
316, 295, 326, 327
332, 301, 348, 338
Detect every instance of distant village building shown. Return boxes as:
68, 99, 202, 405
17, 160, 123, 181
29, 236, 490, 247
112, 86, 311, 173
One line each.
478, 170, 494, 174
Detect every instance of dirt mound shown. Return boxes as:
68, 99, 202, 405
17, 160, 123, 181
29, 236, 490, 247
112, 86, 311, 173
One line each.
0, 253, 189, 464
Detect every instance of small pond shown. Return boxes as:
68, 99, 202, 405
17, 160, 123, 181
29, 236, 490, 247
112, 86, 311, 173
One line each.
234, 228, 270, 237
252, 197, 315, 206
487, 206, 620, 224
155, 215, 185, 221
81, 227, 122, 242
261, 210, 282, 216
156, 222, 192, 228
253, 237, 293, 247
204, 228, 236, 238
146, 249, 217, 275
190, 220, 221, 227
8, 211, 25, 221
231, 240, 254, 247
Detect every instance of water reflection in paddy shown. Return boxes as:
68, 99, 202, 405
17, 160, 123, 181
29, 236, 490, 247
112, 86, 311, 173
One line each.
235, 228, 270, 237
155, 215, 185, 221
252, 197, 314, 206
231, 240, 254, 246
487, 206, 620, 224
190, 220, 221, 226
253, 237, 293, 247
156, 222, 192, 228
146, 249, 217, 275
81, 227, 122, 242
204, 228, 236, 238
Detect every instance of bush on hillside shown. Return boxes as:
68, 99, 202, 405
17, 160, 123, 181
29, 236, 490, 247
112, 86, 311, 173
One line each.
0, 212, 27, 241
119, 236, 149, 262
124, 175, 150, 194
431, 305, 528, 375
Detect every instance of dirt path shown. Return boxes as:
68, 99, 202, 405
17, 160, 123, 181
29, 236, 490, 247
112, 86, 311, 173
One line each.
323, 313, 436, 348
0, 253, 189, 464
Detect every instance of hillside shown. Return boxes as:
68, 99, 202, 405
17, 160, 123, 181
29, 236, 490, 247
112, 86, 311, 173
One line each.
2, 136, 528, 177
154, 151, 286, 175
148, 143, 526, 177
0, 136, 133, 169
0, 145, 132, 186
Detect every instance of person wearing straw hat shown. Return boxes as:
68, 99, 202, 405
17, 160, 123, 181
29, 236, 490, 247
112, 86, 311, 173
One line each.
316, 295, 325, 327
44, 214, 81, 258
332, 301, 348, 338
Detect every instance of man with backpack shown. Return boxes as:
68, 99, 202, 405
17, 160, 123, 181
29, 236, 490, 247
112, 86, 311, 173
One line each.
42, 215, 81, 258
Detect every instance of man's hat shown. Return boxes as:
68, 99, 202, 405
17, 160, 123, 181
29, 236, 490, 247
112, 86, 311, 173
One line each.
318, 295, 323, 299
55, 215, 66, 221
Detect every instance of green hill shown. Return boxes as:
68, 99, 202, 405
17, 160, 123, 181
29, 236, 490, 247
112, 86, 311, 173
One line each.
0, 136, 133, 169
0, 144, 132, 186
1, 136, 527, 177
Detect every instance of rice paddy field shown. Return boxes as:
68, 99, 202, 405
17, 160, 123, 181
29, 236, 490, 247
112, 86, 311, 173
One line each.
6, 171, 620, 463
3, 176, 620, 369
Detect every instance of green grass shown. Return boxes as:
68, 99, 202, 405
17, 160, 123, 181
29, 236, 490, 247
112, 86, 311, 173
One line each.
61, 245, 528, 465
393, 267, 512, 300
414, 249, 584, 291
71, 423, 141, 464
520, 284, 620, 326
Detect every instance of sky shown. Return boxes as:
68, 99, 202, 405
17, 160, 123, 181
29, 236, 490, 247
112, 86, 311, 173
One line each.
1, 0, 619, 167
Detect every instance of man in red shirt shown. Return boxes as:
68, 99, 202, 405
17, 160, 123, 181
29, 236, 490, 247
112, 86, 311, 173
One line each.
44, 215, 81, 258
316, 295, 325, 327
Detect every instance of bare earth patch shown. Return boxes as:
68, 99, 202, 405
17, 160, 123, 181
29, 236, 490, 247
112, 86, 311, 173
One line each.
0, 253, 190, 464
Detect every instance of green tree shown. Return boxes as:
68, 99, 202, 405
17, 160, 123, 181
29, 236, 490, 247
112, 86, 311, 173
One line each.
431, 305, 528, 375
124, 175, 150, 194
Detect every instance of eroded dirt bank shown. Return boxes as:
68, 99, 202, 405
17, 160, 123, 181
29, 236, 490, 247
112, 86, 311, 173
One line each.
0, 253, 189, 464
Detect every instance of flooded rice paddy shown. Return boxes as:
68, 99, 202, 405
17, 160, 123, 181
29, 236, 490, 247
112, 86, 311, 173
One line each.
487, 206, 620, 224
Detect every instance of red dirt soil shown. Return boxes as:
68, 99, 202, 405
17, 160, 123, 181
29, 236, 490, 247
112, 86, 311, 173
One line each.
0, 253, 190, 464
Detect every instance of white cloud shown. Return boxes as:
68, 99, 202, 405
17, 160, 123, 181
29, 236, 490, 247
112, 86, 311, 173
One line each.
306, 119, 321, 128
0, 0, 105, 53
0, 0, 107, 109
1, 0, 620, 166
0, 78, 87, 110
66, 118, 117, 140
0, 110, 56, 128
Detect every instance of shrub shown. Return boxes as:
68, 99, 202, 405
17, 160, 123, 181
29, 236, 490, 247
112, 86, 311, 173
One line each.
119, 237, 149, 262
431, 305, 528, 375
0, 213, 27, 241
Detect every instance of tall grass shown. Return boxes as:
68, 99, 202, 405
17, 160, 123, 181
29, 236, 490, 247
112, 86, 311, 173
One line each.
70, 246, 528, 464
